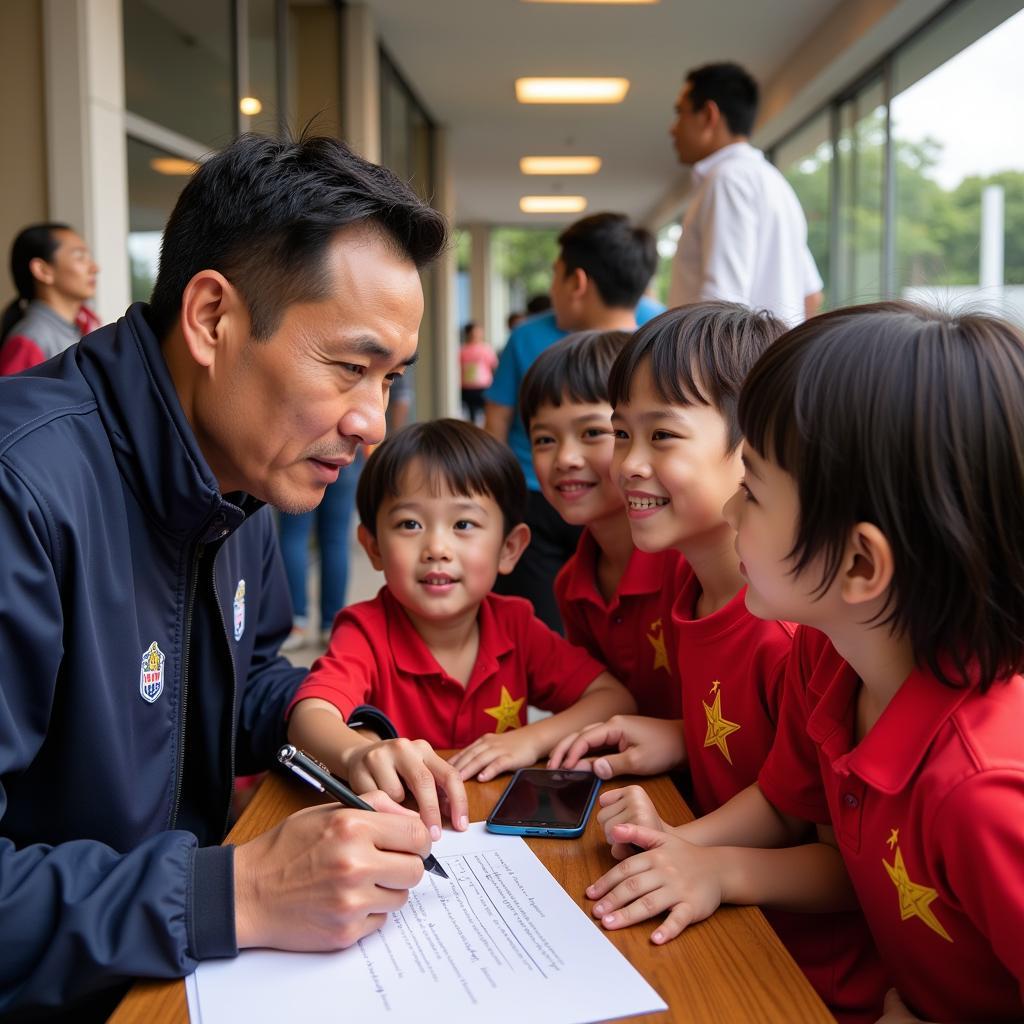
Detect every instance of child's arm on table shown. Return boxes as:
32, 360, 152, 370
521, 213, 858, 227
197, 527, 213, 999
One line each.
547, 714, 687, 779
448, 672, 636, 782
288, 698, 470, 836
586, 782, 856, 943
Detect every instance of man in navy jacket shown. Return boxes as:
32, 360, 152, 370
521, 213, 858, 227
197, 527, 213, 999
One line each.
0, 134, 451, 1020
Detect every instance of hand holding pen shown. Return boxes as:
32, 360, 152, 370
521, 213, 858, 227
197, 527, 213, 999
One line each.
278, 744, 450, 879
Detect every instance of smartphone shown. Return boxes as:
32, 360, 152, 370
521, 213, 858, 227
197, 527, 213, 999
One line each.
485, 768, 601, 838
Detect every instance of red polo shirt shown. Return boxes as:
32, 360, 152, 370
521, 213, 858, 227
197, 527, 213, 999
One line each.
289, 588, 605, 748
760, 627, 1024, 1022
672, 574, 884, 1022
554, 531, 681, 718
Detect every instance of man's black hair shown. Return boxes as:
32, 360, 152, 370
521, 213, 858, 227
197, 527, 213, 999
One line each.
608, 302, 785, 450
357, 418, 527, 538
557, 213, 657, 310
525, 294, 552, 315
519, 329, 632, 430
148, 133, 448, 341
739, 301, 1024, 693
685, 62, 759, 137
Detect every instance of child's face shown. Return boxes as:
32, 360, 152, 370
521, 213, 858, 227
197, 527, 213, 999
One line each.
359, 459, 528, 626
724, 445, 823, 624
611, 359, 741, 553
529, 399, 621, 527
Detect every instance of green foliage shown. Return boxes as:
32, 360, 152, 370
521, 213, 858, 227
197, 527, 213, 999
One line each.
782, 110, 1024, 302
492, 227, 559, 301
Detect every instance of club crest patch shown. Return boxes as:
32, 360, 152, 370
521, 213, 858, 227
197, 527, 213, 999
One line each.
139, 641, 165, 703
233, 579, 246, 641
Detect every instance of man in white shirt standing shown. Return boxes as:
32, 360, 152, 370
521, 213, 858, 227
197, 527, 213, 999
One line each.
667, 62, 823, 326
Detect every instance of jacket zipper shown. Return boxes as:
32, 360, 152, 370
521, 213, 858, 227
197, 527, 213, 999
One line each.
212, 558, 239, 839
170, 543, 203, 829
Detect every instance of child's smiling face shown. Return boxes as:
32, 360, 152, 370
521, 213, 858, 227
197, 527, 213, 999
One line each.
359, 459, 529, 628
529, 398, 622, 527
610, 359, 742, 554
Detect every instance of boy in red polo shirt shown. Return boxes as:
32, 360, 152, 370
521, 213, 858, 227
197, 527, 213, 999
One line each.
550, 303, 886, 1023
287, 419, 635, 839
519, 329, 682, 719
587, 303, 1024, 1022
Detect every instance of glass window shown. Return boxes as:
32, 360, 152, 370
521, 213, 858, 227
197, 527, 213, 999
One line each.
126, 137, 197, 302
124, 0, 234, 148
891, 3, 1024, 323
244, 0, 280, 135
774, 111, 832, 304
834, 75, 886, 307
380, 52, 434, 200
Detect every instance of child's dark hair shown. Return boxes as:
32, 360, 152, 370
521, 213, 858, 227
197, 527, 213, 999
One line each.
357, 419, 527, 537
519, 329, 632, 430
607, 302, 786, 450
738, 300, 1024, 692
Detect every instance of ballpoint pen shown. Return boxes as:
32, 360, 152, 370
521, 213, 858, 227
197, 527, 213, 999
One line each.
277, 744, 449, 879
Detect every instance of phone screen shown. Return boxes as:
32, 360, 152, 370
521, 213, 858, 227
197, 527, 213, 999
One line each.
488, 769, 600, 829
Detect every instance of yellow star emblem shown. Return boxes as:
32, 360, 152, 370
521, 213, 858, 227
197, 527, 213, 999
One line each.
702, 685, 741, 764
647, 618, 669, 672
483, 686, 525, 733
883, 847, 952, 943
886, 828, 899, 850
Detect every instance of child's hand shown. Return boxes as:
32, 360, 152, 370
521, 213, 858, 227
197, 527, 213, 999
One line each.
596, 785, 667, 859
448, 731, 543, 783
547, 715, 686, 779
874, 989, 932, 1024
345, 738, 470, 837
586, 822, 724, 944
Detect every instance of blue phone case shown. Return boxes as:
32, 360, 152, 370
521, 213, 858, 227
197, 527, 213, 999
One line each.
485, 768, 602, 838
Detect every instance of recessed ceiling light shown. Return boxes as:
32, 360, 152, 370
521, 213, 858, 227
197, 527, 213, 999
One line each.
515, 78, 630, 104
239, 96, 263, 115
150, 157, 200, 176
520, 195, 588, 213
520, 156, 602, 175
522, 0, 658, 4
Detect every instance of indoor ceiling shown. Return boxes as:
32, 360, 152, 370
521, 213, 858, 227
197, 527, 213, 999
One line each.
364, 0, 847, 227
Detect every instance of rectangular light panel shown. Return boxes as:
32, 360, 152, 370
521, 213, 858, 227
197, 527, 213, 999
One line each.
519, 195, 589, 213
515, 78, 630, 104
520, 156, 602, 175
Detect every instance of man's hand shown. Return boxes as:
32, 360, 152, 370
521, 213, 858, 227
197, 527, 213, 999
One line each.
547, 715, 686, 779
345, 738, 470, 836
585, 823, 724, 944
234, 791, 430, 950
448, 730, 543, 782
596, 785, 667, 859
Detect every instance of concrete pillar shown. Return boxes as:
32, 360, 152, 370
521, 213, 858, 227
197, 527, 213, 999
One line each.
432, 126, 459, 418
980, 184, 1005, 291
341, 4, 380, 163
43, 0, 130, 323
468, 222, 491, 342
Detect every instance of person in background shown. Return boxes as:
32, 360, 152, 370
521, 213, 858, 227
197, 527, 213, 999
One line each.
666, 62, 823, 326
459, 321, 497, 425
507, 310, 525, 332
484, 212, 660, 632
525, 293, 552, 316
0, 223, 100, 375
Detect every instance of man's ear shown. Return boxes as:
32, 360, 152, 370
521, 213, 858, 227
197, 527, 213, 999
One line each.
497, 523, 531, 576
179, 269, 244, 370
568, 267, 589, 300
701, 98, 723, 134
839, 522, 894, 608
28, 256, 54, 287
357, 523, 385, 571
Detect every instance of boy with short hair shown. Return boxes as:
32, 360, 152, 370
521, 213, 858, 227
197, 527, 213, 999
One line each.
550, 302, 886, 1022
520, 329, 682, 719
587, 303, 1024, 1022
287, 418, 635, 839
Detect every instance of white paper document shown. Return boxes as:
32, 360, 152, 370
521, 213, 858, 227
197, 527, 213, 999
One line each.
187, 823, 666, 1024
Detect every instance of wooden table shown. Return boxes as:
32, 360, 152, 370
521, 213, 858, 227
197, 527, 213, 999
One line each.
109, 770, 834, 1024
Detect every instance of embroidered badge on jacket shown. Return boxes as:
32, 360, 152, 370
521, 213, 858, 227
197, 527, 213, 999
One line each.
234, 579, 246, 641
139, 641, 165, 703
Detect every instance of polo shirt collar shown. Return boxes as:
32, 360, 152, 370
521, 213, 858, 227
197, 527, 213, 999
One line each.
691, 141, 758, 186
808, 654, 972, 796
561, 529, 667, 607
383, 588, 516, 684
